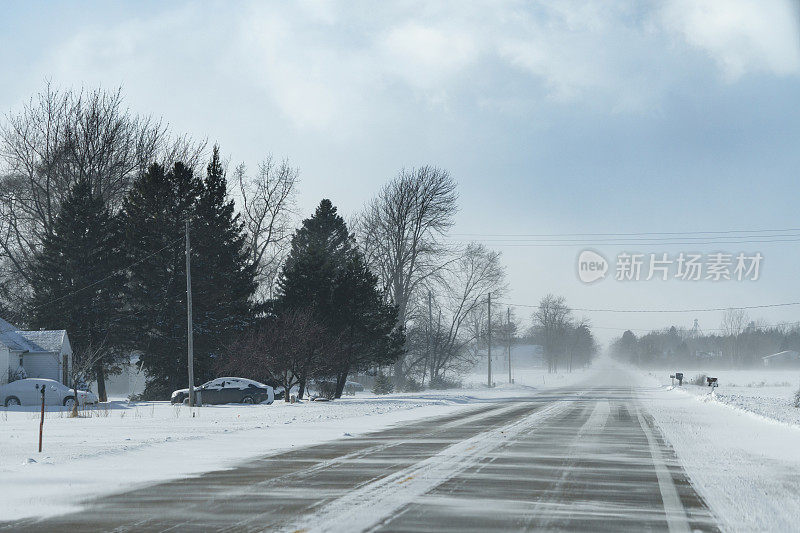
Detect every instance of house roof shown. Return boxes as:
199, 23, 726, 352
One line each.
0, 316, 67, 353
762, 350, 800, 360
17, 330, 67, 353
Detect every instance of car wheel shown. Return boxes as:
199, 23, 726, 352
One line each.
63, 396, 76, 409
241, 396, 255, 404
5, 396, 20, 407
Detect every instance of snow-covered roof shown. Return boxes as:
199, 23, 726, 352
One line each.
0, 318, 42, 352
17, 330, 67, 353
0, 316, 19, 332
762, 350, 800, 360
0, 316, 67, 353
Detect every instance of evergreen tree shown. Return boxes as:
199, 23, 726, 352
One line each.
29, 178, 125, 401
330, 251, 403, 396
122, 162, 203, 399
277, 199, 403, 397
277, 199, 352, 315
372, 372, 393, 395
191, 146, 257, 370
276, 199, 352, 396
123, 151, 257, 399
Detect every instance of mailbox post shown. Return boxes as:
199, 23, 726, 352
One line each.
38, 384, 45, 452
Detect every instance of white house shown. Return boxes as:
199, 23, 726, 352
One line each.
0, 316, 72, 385
96, 353, 146, 399
762, 350, 800, 368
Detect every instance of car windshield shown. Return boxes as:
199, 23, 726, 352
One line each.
3, 6, 797, 531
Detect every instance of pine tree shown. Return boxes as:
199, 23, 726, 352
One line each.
330, 251, 404, 396
191, 146, 257, 371
29, 178, 125, 401
122, 162, 203, 399
276, 199, 352, 396
276, 199, 403, 397
277, 199, 352, 315
122, 151, 257, 399
372, 372, 393, 395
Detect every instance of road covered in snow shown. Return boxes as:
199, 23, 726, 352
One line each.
638, 368, 800, 532
0, 367, 587, 523
3, 361, 800, 531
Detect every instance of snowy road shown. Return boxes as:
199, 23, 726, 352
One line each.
3, 378, 719, 532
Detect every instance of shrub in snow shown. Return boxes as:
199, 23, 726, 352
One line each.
429, 375, 462, 390
373, 373, 393, 395
794, 386, 800, 408
317, 382, 337, 400
691, 374, 707, 386
403, 378, 424, 392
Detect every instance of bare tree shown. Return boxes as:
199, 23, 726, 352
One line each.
565, 317, 594, 372
66, 335, 111, 417
531, 294, 572, 373
234, 157, 298, 301
358, 166, 458, 384
409, 243, 506, 383
221, 309, 329, 402
0, 83, 205, 308
721, 308, 750, 367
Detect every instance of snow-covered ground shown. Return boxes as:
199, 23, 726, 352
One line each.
643, 368, 800, 426
634, 364, 800, 532
0, 364, 587, 522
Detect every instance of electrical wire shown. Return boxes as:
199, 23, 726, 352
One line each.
3, 235, 185, 323
449, 227, 800, 238
444, 238, 800, 247
495, 300, 800, 313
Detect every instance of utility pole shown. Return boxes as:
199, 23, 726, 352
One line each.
428, 291, 433, 382
487, 293, 492, 388
507, 307, 512, 383
186, 220, 195, 407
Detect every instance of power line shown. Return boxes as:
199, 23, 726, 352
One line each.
449, 228, 800, 238
444, 237, 800, 247
5, 235, 185, 322
591, 321, 800, 333
447, 233, 800, 242
496, 300, 800, 313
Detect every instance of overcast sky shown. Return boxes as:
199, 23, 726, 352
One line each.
2, 0, 800, 342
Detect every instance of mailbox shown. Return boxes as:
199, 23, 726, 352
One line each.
706, 377, 718, 387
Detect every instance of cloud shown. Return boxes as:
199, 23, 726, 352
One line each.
661, 0, 800, 79
37, 0, 800, 136
494, 3, 662, 111
379, 22, 479, 90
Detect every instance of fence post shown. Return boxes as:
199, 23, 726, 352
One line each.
38, 385, 45, 453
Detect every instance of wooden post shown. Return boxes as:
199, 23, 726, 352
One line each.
38, 386, 45, 453
487, 293, 492, 388
186, 219, 195, 407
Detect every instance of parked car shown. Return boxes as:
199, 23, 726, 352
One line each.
1, 378, 98, 408
170, 377, 274, 405
343, 381, 364, 395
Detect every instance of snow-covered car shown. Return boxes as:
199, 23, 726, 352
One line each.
1, 378, 98, 408
170, 377, 274, 405
343, 381, 364, 395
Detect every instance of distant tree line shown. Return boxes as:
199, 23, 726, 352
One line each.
609, 309, 800, 368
